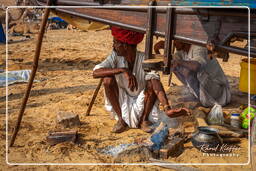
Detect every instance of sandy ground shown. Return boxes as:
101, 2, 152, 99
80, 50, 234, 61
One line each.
0, 28, 255, 170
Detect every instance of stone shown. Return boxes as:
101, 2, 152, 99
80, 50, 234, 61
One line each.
196, 118, 208, 127
113, 145, 152, 163
183, 101, 200, 110
56, 111, 81, 128
46, 130, 77, 145
192, 109, 207, 119
168, 127, 184, 137
184, 122, 196, 134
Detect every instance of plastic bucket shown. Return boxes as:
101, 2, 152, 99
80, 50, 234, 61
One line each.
239, 58, 256, 94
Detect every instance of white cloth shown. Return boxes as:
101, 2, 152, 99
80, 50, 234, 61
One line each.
93, 51, 162, 128
0, 70, 33, 87
174, 45, 231, 107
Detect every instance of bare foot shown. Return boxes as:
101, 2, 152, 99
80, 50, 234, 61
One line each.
165, 108, 190, 118
140, 121, 153, 133
111, 121, 128, 133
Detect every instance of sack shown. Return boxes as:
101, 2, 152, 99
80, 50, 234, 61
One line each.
207, 103, 224, 125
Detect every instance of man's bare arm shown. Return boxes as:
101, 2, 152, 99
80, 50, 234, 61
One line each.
93, 68, 126, 78
173, 60, 201, 72
93, 68, 138, 91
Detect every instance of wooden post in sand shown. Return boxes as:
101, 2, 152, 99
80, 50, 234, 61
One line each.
9, 0, 52, 147
85, 78, 103, 116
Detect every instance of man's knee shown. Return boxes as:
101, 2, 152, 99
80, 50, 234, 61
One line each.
103, 77, 115, 88
145, 80, 155, 96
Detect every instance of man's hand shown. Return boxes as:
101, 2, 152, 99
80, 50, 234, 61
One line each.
154, 40, 165, 54
165, 107, 190, 118
171, 59, 201, 72
123, 70, 138, 92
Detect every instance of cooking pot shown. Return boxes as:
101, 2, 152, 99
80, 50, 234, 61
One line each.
191, 126, 223, 153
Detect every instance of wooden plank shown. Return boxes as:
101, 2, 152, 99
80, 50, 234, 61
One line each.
35, 0, 256, 57
54, 7, 252, 40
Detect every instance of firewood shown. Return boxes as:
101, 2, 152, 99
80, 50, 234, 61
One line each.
210, 125, 247, 137
222, 138, 241, 143
218, 130, 243, 138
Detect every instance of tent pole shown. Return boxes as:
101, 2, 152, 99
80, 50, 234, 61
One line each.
9, 0, 52, 147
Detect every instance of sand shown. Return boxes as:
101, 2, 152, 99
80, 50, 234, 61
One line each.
0, 28, 255, 170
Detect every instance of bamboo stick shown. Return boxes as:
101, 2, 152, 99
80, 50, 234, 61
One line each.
9, 0, 52, 147
85, 78, 103, 116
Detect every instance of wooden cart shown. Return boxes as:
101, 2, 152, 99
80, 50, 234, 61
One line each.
9, 0, 256, 146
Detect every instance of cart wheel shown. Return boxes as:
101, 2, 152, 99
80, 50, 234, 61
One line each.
251, 118, 256, 170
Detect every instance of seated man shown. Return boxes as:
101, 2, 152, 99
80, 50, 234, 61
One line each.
154, 40, 231, 107
93, 27, 187, 133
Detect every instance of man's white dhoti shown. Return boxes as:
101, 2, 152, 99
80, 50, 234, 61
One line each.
93, 51, 162, 128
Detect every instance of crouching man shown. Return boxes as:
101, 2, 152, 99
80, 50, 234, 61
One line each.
93, 27, 188, 133
154, 40, 231, 107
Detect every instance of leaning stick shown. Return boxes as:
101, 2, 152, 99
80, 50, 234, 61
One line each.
9, 1, 52, 147
85, 78, 103, 116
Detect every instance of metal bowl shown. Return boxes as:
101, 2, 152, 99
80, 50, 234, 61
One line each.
191, 126, 223, 153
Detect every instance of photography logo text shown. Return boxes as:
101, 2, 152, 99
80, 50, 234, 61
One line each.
198, 144, 241, 157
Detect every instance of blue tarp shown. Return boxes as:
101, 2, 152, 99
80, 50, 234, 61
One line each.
0, 23, 6, 44
48, 17, 66, 22
170, 0, 256, 8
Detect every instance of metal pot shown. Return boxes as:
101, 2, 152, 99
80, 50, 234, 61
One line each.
191, 126, 223, 153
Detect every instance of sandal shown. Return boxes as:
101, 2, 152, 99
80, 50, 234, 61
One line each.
111, 121, 128, 133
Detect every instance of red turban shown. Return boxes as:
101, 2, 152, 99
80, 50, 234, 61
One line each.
111, 26, 144, 45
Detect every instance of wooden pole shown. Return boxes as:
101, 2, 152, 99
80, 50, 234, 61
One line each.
85, 78, 103, 116
168, 40, 175, 87
9, 0, 52, 147
144, 0, 156, 60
